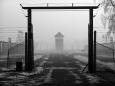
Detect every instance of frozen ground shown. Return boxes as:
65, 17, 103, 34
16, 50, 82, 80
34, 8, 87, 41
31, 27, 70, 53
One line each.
0, 54, 115, 86
74, 55, 115, 71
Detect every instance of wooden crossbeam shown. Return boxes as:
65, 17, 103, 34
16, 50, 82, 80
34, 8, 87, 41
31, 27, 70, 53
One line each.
21, 4, 100, 10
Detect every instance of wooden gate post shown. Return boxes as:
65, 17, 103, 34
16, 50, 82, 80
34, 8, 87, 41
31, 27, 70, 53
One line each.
25, 32, 28, 71
20, 3, 99, 73
94, 31, 96, 73
88, 8, 94, 73
27, 9, 34, 71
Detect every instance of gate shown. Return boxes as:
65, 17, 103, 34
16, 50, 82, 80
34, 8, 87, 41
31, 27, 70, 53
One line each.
20, 3, 99, 73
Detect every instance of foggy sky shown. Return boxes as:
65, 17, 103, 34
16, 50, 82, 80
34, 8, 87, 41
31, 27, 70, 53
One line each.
0, 0, 103, 50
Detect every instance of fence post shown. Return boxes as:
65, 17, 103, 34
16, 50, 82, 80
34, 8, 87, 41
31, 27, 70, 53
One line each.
110, 37, 114, 61
25, 32, 28, 71
72, 3, 74, 7
7, 38, 11, 69
113, 41, 114, 61
0, 42, 3, 55
88, 24, 90, 72
47, 3, 48, 7
94, 31, 96, 73
7, 49, 9, 69
31, 24, 34, 69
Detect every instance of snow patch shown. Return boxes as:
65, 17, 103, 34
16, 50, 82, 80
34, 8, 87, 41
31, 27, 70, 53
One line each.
69, 70, 83, 84
85, 74, 102, 83
74, 55, 115, 71
44, 68, 53, 83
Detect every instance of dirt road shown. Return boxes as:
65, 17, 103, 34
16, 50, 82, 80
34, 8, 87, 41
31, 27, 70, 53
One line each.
0, 54, 115, 86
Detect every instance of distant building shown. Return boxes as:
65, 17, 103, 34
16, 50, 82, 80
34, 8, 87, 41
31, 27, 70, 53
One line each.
55, 32, 64, 50
16, 30, 24, 43
0, 38, 25, 68
0, 38, 24, 56
0, 38, 15, 55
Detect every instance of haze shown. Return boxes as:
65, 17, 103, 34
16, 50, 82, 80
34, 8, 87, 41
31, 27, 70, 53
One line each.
0, 0, 103, 51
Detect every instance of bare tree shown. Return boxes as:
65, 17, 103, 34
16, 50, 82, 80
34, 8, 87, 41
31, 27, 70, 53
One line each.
100, 0, 115, 39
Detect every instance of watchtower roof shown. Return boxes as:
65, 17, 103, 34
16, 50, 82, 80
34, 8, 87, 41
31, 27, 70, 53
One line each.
55, 32, 64, 37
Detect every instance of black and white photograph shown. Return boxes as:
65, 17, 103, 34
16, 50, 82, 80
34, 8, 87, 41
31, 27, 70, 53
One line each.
0, 0, 115, 86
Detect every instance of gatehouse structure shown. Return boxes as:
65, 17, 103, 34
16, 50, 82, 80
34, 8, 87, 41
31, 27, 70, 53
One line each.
21, 3, 99, 73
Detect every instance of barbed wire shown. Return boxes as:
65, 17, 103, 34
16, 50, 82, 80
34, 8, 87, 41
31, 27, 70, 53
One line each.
16, 0, 27, 17
0, 27, 27, 29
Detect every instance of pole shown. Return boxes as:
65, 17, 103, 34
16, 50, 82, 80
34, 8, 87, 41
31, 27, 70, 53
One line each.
113, 46, 114, 62
94, 31, 96, 73
7, 49, 9, 69
88, 24, 90, 72
113, 44, 114, 61
27, 9, 34, 71
111, 37, 114, 61
7, 38, 11, 69
31, 24, 34, 69
88, 8, 94, 73
25, 32, 28, 71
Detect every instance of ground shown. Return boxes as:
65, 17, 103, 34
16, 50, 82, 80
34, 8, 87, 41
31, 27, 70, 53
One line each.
0, 54, 115, 86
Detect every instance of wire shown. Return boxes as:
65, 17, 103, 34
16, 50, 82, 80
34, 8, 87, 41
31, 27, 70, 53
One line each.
0, 27, 27, 29
96, 42, 114, 50
16, 0, 27, 17
93, 4, 101, 18
20, 6, 27, 17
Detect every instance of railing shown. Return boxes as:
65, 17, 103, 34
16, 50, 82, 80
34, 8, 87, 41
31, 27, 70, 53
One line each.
96, 31, 115, 72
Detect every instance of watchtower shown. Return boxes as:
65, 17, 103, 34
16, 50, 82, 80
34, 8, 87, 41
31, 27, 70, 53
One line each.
55, 32, 64, 50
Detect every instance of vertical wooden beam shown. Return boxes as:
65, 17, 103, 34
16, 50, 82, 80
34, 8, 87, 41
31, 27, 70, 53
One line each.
94, 31, 96, 73
88, 8, 94, 73
27, 9, 34, 71
88, 24, 92, 73
7, 48, 9, 68
0, 42, 3, 57
25, 32, 28, 71
88, 24, 90, 70
7, 38, 11, 68
31, 24, 34, 69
